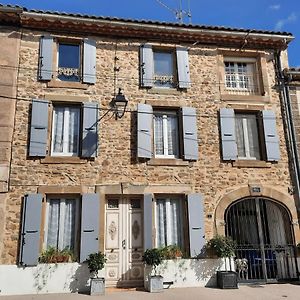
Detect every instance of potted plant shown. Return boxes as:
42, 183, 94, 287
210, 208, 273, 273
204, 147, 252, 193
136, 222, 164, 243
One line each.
207, 235, 238, 289
142, 248, 164, 293
86, 252, 107, 296
160, 245, 183, 260
39, 247, 75, 263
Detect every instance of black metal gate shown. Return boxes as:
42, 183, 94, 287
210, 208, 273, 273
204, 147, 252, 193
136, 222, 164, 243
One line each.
225, 198, 298, 282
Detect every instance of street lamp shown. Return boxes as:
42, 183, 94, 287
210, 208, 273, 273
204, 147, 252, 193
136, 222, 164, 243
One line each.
110, 88, 128, 120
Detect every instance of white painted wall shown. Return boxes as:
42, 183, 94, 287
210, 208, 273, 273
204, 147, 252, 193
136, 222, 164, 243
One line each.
0, 263, 105, 296
144, 258, 233, 289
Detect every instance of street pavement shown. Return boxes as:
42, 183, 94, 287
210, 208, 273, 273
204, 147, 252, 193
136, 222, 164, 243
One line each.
1, 284, 300, 300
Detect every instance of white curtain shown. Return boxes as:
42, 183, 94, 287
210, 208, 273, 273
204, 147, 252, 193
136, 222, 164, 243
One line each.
63, 200, 76, 250
53, 108, 64, 153
167, 115, 178, 156
170, 199, 181, 246
47, 199, 60, 249
235, 116, 245, 157
156, 199, 166, 247
68, 108, 80, 154
154, 115, 164, 155
246, 116, 260, 159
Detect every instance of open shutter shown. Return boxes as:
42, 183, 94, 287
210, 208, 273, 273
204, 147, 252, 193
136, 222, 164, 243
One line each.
19, 194, 43, 266
38, 36, 53, 81
83, 39, 97, 84
81, 102, 98, 158
140, 44, 153, 88
143, 194, 153, 250
220, 108, 238, 161
182, 107, 198, 160
80, 193, 100, 262
137, 103, 153, 159
262, 110, 280, 161
29, 99, 49, 157
176, 47, 191, 89
187, 193, 205, 258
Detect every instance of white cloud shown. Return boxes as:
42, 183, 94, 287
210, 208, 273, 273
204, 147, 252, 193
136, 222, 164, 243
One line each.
269, 4, 281, 10
275, 13, 297, 30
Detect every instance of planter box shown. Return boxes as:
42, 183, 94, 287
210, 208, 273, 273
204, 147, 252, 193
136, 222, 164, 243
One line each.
217, 271, 238, 289
90, 277, 105, 295
147, 275, 163, 293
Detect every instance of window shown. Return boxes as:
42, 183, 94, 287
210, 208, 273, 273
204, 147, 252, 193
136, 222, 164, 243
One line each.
140, 44, 191, 89
51, 105, 81, 156
57, 43, 80, 82
153, 51, 176, 88
155, 197, 184, 248
224, 59, 257, 95
235, 113, 261, 160
153, 111, 179, 158
44, 197, 80, 252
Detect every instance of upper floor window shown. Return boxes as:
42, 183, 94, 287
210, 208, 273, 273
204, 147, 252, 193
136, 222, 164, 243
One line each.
153, 51, 176, 88
140, 44, 191, 89
51, 105, 81, 156
57, 43, 81, 82
153, 111, 179, 158
224, 58, 258, 95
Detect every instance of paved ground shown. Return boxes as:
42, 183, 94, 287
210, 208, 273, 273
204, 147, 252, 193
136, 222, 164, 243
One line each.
1, 284, 300, 300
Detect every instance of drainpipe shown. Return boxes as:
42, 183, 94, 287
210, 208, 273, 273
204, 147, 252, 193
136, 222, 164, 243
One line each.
275, 51, 300, 210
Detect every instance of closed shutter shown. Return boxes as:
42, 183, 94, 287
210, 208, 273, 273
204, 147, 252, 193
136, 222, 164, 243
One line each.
143, 194, 153, 250
140, 44, 153, 88
176, 47, 191, 89
38, 36, 53, 81
81, 102, 98, 158
137, 103, 153, 159
80, 193, 100, 262
19, 194, 43, 266
29, 99, 49, 157
182, 107, 198, 160
83, 39, 97, 84
187, 193, 205, 258
262, 110, 280, 161
220, 108, 238, 161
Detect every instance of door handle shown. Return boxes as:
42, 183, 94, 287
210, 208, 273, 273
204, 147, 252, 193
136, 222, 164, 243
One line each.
122, 239, 126, 249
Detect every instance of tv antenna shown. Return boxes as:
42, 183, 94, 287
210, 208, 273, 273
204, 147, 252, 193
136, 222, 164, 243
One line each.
155, 0, 192, 24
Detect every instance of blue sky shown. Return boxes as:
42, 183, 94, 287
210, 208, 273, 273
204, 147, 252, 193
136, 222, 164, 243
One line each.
1, 0, 300, 66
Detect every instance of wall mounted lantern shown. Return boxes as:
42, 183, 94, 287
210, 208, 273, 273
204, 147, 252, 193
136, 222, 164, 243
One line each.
110, 88, 128, 120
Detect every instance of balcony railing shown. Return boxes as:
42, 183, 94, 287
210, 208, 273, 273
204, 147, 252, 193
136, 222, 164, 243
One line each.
225, 73, 259, 95
57, 67, 80, 82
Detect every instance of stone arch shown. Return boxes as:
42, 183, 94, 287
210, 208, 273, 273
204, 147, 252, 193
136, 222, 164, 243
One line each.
214, 185, 299, 242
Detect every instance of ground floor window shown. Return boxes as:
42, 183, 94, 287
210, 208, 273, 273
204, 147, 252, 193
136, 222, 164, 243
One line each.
44, 197, 80, 251
155, 197, 183, 248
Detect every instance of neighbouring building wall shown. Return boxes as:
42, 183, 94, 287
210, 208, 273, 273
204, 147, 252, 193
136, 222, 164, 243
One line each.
0, 26, 20, 262
1, 27, 298, 265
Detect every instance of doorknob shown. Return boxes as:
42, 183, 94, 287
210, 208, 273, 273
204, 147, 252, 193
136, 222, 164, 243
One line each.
122, 239, 126, 249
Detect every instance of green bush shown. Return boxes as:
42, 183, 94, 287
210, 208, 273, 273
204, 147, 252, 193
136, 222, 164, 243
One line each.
142, 248, 163, 274
207, 235, 236, 258
86, 252, 107, 278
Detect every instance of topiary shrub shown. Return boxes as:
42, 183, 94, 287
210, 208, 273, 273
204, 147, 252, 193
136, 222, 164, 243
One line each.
86, 252, 107, 278
142, 248, 163, 275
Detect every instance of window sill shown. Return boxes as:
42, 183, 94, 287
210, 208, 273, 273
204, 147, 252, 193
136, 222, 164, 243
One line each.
221, 94, 270, 102
147, 158, 189, 166
232, 160, 271, 168
47, 80, 88, 90
147, 88, 182, 95
41, 156, 87, 164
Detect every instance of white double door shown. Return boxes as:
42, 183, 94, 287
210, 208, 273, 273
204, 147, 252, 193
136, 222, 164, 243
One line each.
105, 196, 144, 287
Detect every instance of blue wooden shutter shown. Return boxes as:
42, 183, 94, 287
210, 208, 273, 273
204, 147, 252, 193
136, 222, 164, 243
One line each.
262, 110, 280, 161
220, 108, 238, 161
187, 193, 205, 258
38, 36, 53, 81
182, 107, 198, 160
81, 102, 98, 158
140, 44, 153, 88
83, 39, 97, 84
19, 194, 43, 266
176, 47, 191, 89
80, 193, 100, 262
29, 99, 49, 157
137, 103, 153, 159
143, 194, 153, 250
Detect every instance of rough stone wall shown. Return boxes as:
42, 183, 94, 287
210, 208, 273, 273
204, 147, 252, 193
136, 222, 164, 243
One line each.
1, 29, 298, 264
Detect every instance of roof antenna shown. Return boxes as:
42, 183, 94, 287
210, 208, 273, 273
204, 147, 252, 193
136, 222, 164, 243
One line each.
155, 0, 192, 24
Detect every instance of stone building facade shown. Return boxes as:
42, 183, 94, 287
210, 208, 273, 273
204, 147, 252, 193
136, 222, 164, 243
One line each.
0, 4, 299, 295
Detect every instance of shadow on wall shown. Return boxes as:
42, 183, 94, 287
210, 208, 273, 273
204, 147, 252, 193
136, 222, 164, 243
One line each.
69, 263, 90, 293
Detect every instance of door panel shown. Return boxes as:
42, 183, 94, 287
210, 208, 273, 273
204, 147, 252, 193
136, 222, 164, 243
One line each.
105, 196, 144, 287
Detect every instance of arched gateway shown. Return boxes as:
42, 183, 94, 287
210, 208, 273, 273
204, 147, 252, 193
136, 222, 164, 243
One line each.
225, 197, 298, 282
